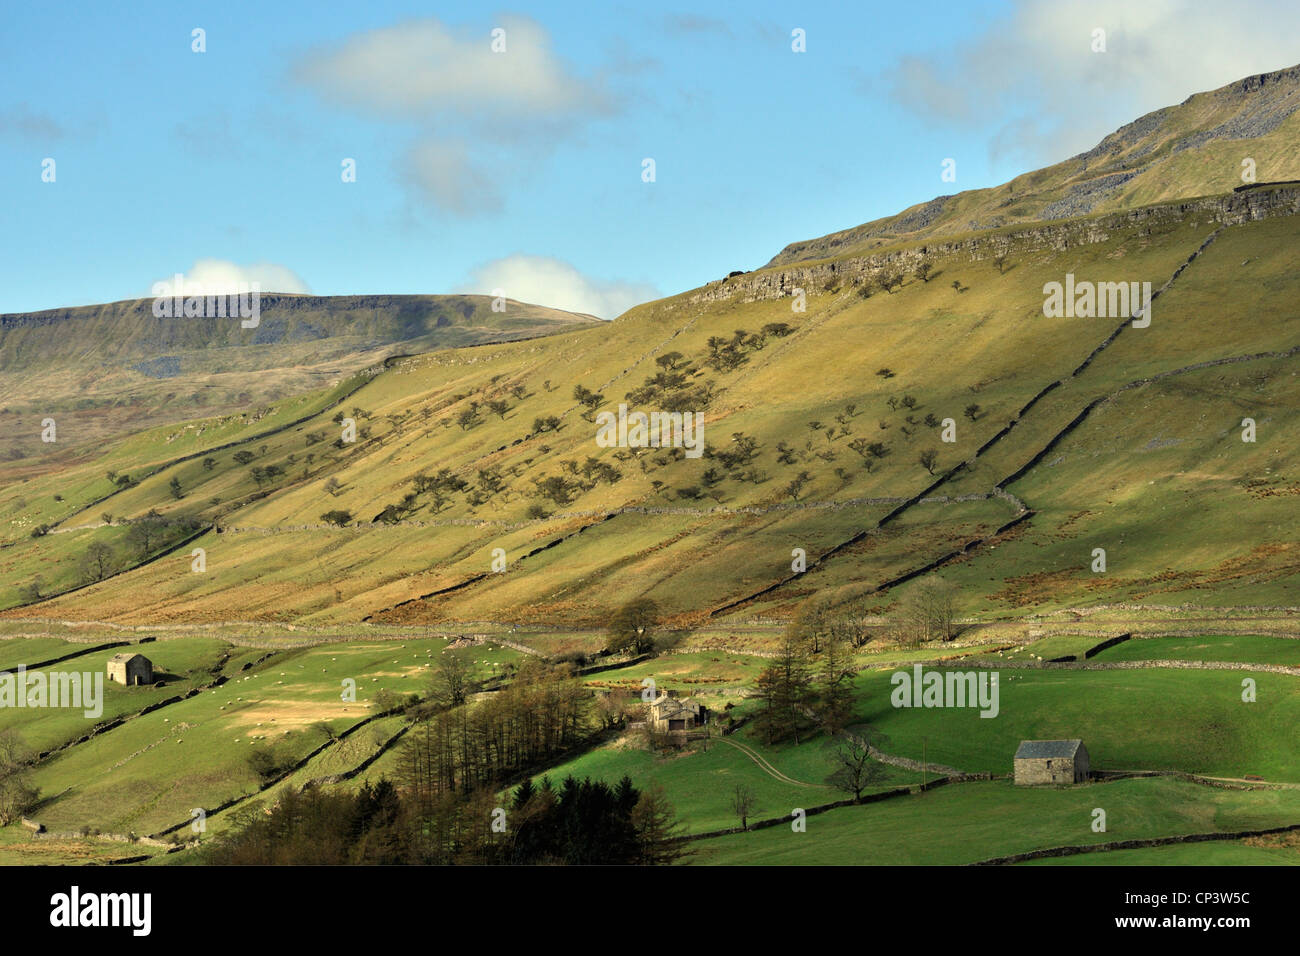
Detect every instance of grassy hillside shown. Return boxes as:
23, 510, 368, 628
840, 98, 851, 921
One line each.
2, 195, 1295, 627
691, 777, 1300, 865
769, 63, 1300, 264
1, 64, 1297, 867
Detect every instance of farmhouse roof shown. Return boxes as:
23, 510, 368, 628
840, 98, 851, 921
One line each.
651, 694, 700, 717
1015, 739, 1083, 760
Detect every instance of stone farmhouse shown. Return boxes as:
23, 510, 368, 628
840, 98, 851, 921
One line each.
649, 690, 707, 733
1014, 739, 1090, 785
107, 653, 153, 686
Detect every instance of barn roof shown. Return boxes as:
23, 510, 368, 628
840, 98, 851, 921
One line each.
1015, 739, 1083, 760
108, 653, 149, 664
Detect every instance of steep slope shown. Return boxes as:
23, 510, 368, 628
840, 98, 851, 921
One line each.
770, 63, 1300, 265
0, 294, 599, 456
3, 190, 1296, 627
4, 64, 1298, 631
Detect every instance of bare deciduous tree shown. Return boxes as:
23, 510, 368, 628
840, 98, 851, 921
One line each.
897, 576, 959, 645
730, 784, 758, 830
830, 735, 885, 802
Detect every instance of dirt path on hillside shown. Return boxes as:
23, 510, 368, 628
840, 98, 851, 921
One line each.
714, 736, 833, 788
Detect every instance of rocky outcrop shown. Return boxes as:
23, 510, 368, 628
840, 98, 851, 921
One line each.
691, 186, 1300, 308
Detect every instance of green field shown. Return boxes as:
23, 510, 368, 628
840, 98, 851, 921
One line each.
13, 636, 517, 836
852, 667, 1300, 780
531, 729, 919, 835
692, 777, 1300, 865
1092, 635, 1300, 666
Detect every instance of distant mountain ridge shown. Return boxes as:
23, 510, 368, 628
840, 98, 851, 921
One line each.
0, 293, 597, 369
0, 293, 598, 452
769, 63, 1300, 266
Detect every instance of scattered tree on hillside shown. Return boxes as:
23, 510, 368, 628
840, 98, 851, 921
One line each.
82, 541, 115, 582
896, 575, 959, 645
125, 509, 168, 557
729, 784, 758, 831
919, 449, 939, 475
321, 509, 352, 527
782, 471, 812, 502
428, 652, 479, 710
605, 598, 659, 655
655, 351, 685, 371
830, 735, 886, 803
572, 385, 605, 419
0, 731, 39, 825
532, 475, 579, 507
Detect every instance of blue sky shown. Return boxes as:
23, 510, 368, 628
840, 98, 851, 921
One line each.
2, 1, 1297, 316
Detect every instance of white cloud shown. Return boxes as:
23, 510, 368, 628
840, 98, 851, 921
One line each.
294, 15, 611, 121
148, 259, 311, 297
293, 16, 622, 214
457, 255, 659, 320
884, 0, 1300, 165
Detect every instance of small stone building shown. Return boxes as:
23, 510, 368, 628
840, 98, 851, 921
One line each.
107, 653, 153, 686
649, 691, 707, 733
1014, 739, 1089, 785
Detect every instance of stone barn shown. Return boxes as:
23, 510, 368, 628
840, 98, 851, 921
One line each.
1014, 739, 1089, 785
107, 653, 153, 686
649, 690, 707, 733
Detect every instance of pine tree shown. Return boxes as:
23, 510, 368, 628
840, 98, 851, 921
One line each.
817, 637, 855, 735
754, 634, 813, 744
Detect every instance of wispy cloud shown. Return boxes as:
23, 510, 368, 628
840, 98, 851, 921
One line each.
0, 104, 64, 141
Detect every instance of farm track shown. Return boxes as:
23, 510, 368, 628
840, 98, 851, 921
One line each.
715, 736, 832, 788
